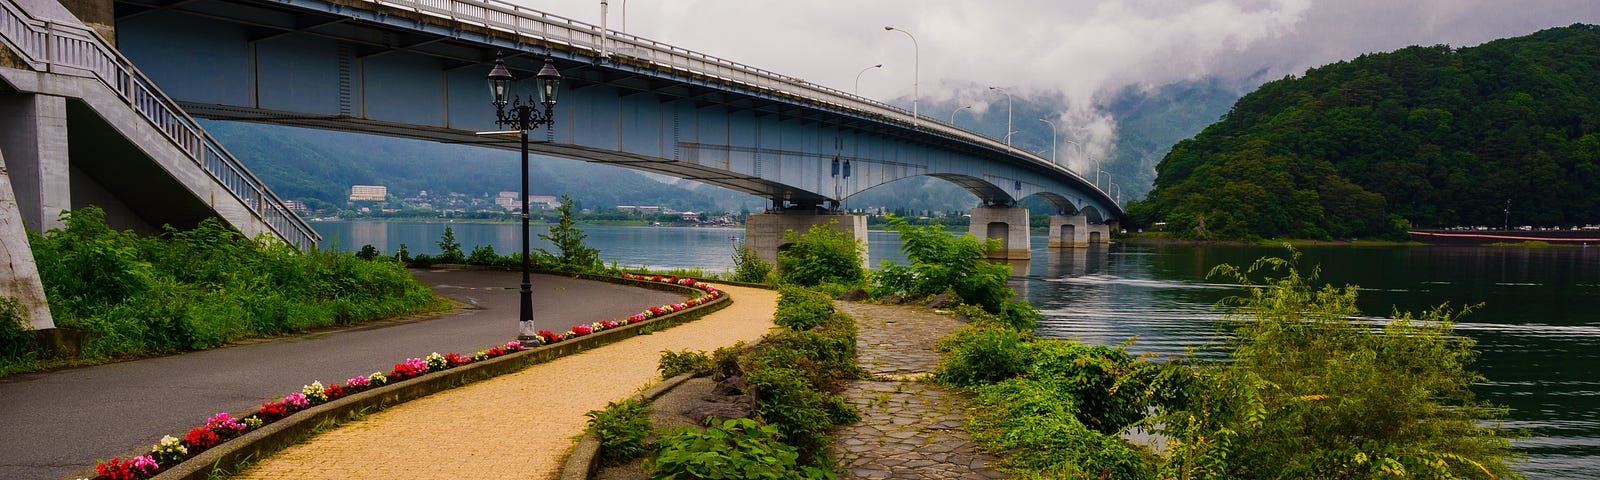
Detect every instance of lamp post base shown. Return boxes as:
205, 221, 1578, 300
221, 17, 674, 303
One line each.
517, 320, 540, 347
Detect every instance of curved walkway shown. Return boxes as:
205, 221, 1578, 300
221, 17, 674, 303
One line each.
831, 302, 1007, 480
234, 284, 777, 480
0, 269, 683, 480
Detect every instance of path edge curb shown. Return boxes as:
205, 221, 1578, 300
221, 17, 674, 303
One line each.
143, 276, 729, 480
557, 372, 697, 480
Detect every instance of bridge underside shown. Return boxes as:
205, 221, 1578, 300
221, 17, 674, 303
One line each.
112, 0, 1122, 218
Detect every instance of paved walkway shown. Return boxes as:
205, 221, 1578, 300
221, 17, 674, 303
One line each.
235, 284, 777, 480
0, 269, 683, 480
831, 302, 1007, 480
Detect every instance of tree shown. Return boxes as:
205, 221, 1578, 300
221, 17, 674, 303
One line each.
775, 221, 863, 287
538, 195, 600, 272
435, 227, 464, 264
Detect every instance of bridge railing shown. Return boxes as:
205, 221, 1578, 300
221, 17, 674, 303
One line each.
0, 0, 320, 250
367, 0, 1110, 201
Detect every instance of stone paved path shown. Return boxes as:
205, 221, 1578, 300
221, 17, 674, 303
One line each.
831, 302, 1007, 480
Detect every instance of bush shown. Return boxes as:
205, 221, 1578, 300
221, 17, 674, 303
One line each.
870, 215, 1022, 320
772, 285, 835, 331
732, 286, 862, 466
22, 207, 445, 369
466, 244, 499, 265
356, 244, 380, 260
776, 221, 863, 287
585, 399, 653, 466
970, 378, 1155, 479
1028, 340, 1150, 434
933, 326, 1032, 387
658, 349, 714, 379
435, 227, 465, 264
0, 297, 33, 371
648, 417, 830, 480
1151, 249, 1524, 479
731, 246, 773, 283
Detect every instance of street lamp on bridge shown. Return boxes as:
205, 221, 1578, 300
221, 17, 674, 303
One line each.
989, 86, 1013, 146
486, 54, 562, 347
855, 63, 882, 96
1038, 117, 1058, 165
883, 26, 919, 125
949, 104, 973, 125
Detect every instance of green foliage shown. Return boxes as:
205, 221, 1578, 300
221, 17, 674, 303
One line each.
871, 215, 1035, 329
23, 207, 444, 368
648, 417, 832, 480
585, 399, 654, 466
356, 244, 380, 260
658, 349, 714, 379
969, 378, 1155, 479
1150, 248, 1524, 479
435, 227, 464, 264
538, 195, 602, 272
1140, 25, 1600, 238
466, 244, 499, 266
933, 326, 1033, 387
737, 287, 862, 465
0, 297, 33, 371
395, 243, 410, 262
776, 221, 864, 288
731, 246, 774, 284
772, 285, 835, 331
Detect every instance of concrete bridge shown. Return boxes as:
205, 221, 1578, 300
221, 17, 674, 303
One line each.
0, 0, 1122, 329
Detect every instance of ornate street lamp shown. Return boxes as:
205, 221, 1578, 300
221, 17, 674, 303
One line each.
487, 54, 562, 346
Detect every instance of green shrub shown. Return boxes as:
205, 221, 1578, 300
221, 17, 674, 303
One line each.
0, 297, 34, 371
742, 364, 857, 463
1028, 340, 1150, 434
870, 215, 1023, 320
585, 399, 653, 466
22, 207, 446, 370
356, 244, 380, 260
970, 378, 1155, 479
933, 326, 1032, 387
773, 285, 835, 331
658, 349, 714, 379
731, 246, 773, 283
776, 221, 863, 287
1151, 249, 1525, 479
648, 418, 831, 480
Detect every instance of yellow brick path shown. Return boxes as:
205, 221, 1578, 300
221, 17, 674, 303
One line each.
235, 284, 776, 480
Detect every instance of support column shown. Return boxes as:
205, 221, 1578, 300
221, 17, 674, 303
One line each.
744, 212, 869, 269
1048, 214, 1089, 248
1087, 223, 1110, 244
0, 94, 72, 232
0, 146, 57, 329
970, 205, 1030, 260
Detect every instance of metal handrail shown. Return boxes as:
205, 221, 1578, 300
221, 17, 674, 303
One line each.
365, 0, 1112, 201
0, 0, 320, 250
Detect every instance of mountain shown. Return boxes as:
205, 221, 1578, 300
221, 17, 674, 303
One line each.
201, 120, 763, 213
1129, 24, 1600, 240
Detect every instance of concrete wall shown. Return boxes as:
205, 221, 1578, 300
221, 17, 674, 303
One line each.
744, 212, 868, 269
0, 94, 71, 232
970, 206, 1030, 260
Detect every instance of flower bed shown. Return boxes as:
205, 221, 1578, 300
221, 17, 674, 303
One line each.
86, 274, 722, 480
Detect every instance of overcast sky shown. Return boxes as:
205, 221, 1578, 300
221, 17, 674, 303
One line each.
524, 0, 1600, 168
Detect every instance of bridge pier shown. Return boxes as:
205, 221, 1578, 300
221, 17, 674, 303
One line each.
0, 93, 72, 233
970, 205, 1030, 260
744, 211, 869, 269
1047, 214, 1111, 248
0, 130, 58, 330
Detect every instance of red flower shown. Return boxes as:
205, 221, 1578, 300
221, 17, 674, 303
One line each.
259, 400, 288, 420
324, 384, 345, 400
184, 426, 222, 449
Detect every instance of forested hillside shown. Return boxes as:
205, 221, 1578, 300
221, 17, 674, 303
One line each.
1129, 24, 1600, 239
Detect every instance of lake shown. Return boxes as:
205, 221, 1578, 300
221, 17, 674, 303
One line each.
315, 221, 1599, 477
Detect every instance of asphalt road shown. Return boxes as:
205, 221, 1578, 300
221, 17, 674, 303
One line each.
0, 268, 686, 480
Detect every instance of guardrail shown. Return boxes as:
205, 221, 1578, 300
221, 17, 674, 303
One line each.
364, 0, 1112, 201
0, 0, 320, 250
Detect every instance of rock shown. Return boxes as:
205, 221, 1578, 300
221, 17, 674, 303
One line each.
925, 293, 954, 308
711, 375, 749, 396
881, 295, 903, 305
683, 398, 755, 422
836, 289, 871, 301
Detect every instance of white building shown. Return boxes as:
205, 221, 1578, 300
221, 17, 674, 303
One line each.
349, 185, 387, 202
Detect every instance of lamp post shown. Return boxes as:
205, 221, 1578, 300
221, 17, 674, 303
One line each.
949, 105, 972, 124
1038, 118, 1058, 165
989, 86, 1012, 145
883, 26, 918, 125
487, 54, 562, 346
855, 63, 882, 96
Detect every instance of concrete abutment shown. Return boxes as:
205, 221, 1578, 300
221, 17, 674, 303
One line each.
969, 206, 1030, 260
1048, 214, 1110, 248
744, 212, 869, 269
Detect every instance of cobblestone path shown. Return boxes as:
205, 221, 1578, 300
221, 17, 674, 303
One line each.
831, 302, 1007, 480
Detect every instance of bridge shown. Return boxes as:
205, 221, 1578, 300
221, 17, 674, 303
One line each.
0, 0, 1122, 329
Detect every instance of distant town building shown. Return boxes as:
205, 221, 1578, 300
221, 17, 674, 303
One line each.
680, 211, 699, 221
494, 191, 520, 210
283, 200, 308, 212
349, 185, 387, 202
529, 195, 561, 210
617, 205, 662, 215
